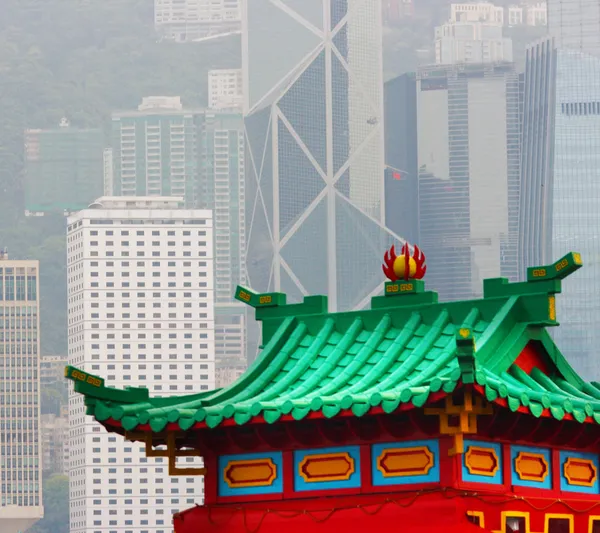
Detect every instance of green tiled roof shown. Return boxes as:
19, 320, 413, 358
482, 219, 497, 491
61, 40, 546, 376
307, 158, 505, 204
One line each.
67, 252, 600, 434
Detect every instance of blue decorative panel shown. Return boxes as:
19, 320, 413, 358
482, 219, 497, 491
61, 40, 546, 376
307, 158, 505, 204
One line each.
510, 445, 552, 489
461, 440, 503, 485
218, 452, 283, 497
372, 439, 440, 486
559, 450, 599, 494
293, 446, 361, 492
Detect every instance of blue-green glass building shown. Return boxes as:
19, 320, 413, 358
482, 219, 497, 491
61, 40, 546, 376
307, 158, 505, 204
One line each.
521, 38, 600, 378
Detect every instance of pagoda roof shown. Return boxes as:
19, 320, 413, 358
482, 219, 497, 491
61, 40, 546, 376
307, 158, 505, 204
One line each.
67, 252, 600, 437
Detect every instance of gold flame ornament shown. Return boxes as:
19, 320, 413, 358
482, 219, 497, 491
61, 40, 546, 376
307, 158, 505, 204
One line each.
382, 243, 427, 282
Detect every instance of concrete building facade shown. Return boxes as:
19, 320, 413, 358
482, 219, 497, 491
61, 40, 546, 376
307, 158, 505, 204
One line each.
450, 2, 505, 24
0, 256, 43, 533
66, 197, 215, 533
154, 0, 241, 42
41, 407, 69, 475
40, 355, 67, 387
208, 69, 243, 110
435, 21, 513, 64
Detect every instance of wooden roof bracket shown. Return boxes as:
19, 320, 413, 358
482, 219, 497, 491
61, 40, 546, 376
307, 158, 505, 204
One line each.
125, 431, 206, 476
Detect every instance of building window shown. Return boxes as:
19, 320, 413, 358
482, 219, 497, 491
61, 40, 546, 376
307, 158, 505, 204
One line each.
466, 512, 483, 527
505, 515, 528, 533
546, 516, 572, 533
4, 275, 14, 300
591, 519, 600, 533
26, 276, 37, 300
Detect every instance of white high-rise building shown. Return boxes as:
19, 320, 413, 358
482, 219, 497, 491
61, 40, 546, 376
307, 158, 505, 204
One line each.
450, 2, 504, 24
208, 69, 243, 110
0, 255, 44, 533
66, 196, 215, 533
155, 0, 241, 42
435, 21, 513, 64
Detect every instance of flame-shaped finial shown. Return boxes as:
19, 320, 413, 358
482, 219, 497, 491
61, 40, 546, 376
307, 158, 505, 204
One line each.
382, 243, 427, 282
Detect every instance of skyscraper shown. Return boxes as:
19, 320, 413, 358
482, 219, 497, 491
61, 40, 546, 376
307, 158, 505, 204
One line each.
111, 97, 199, 205
417, 62, 521, 302
521, 33, 600, 378
244, 0, 403, 316
66, 197, 214, 533
547, 0, 600, 54
24, 118, 104, 216
519, 39, 555, 277
109, 100, 248, 366
196, 110, 247, 380
0, 254, 43, 533
383, 73, 418, 244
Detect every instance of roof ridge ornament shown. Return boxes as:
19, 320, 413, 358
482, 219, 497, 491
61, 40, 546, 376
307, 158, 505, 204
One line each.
526, 252, 582, 282
382, 243, 427, 282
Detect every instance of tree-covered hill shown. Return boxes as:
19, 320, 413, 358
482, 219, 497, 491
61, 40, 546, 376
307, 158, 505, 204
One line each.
0, 0, 241, 354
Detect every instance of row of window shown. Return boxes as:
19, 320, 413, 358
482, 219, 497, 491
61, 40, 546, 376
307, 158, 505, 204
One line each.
89, 240, 207, 247
68, 218, 208, 230
0, 344, 38, 355
85, 281, 208, 290
91, 364, 209, 371
86, 260, 208, 268
88, 229, 206, 237
80, 250, 208, 259
0, 276, 37, 301
560, 101, 600, 116
1, 495, 39, 506
0, 307, 38, 317
90, 270, 206, 278
89, 354, 210, 362
87, 291, 208, 299
467, 511, 597, 533
0, 345, 38, 355
0, 470, 38, 480
0, 332, 38, 341
0, 318, 38, 329
89, 314, 207, 321
101, 374, 207, 381
90, 342, 208, 349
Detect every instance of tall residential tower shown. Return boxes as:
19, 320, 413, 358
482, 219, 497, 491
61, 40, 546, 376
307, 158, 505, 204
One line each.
67, 197, 214, 533
196, 111, 248, 383
109, 99, 248, 367
0, 254, 43, 533
110, 98, 198, 205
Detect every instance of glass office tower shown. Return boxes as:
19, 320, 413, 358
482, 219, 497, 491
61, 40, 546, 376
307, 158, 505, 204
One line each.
521, 38, 600, 378
243, 0, 404, 318
416, 63, 521, 303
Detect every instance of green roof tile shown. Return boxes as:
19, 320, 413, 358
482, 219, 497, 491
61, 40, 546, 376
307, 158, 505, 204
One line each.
66, 252, 600, 435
